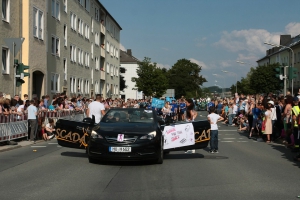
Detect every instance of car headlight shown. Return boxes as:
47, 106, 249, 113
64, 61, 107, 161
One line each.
91, 130, 103, 139
140, 131, 156, 140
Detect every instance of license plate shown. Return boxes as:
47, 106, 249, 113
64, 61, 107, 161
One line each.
109, 147, 131, 152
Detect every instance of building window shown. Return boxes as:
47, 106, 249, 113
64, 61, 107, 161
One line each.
33, 7, 44, 40
63, 0, 67, 13
2, 47, 9, 74
2, 0, 9, 22
95, 33, 99, 46
110, 64, 113, 76
63, 24, 67, 46
84, 80, 89, 94
91, 17, 94, 33
51, 73, 60, 93
95, 7, 99, 21
70, 44, 76, 62
63, 58, 67, 80
51, 0, 60, 20
85, 0, 90, 12
78, 48, 82, 65
70, 77, 76, 93
106, 41, 109, 52
51, 36, 60, 56
106, 62, 110, 74
91, 43, 93, 59
70, 12, 77, 30
85, 52, 89, 67
95, 57, 99, 70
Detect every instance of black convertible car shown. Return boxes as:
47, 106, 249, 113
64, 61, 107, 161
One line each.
55, 108, 210, 164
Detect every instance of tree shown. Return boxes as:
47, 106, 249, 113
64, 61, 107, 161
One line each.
249, 63, 281, 94
132, 57, 168, 97
167, 59, 207, 99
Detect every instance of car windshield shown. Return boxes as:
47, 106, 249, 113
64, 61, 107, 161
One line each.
101, 109, 154, 124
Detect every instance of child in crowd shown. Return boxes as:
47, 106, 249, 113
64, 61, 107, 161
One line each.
41, 124, 48, 141
238, 116, 249, 132
45, 118, 56, 140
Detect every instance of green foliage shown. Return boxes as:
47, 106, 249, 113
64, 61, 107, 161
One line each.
230, 63, 282, 95
132, 57, 168, 97
166, 59, 207, 99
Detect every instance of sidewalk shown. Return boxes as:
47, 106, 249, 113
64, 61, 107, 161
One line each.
0, 139, 44, 153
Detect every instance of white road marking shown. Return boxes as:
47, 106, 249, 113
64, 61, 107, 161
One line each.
220, 141, 233, 142
223, 138, 236, 139
237, 141, 248, 142
48, 143, 58, 145
225, 134, 234, 135
31, 146, 47, 148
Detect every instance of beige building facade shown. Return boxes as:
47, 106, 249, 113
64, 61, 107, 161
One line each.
1, 0, 122, 100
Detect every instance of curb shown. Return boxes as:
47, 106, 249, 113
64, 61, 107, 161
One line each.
0, 145, 22, 153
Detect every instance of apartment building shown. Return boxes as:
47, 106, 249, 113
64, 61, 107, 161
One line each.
257, 34, 300, 89
1, 0, 122, 99
0, 0, 21, 96
120, 49, 143, 100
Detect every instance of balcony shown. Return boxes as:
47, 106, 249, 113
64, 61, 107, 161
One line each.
100, 24, 106, 35
100, 70, 105, 81
100, 47, 105, 58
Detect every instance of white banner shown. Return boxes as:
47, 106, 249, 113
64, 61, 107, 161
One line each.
163, 123, 195, 150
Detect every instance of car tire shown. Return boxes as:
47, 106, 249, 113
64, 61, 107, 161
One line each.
156, 137, 164, 164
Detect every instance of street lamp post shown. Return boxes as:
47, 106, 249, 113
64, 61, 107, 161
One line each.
213, 74, 224, 97
222, 70, 237, 94
264, 42, 294, 96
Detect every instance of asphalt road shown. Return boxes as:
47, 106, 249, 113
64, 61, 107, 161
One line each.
0, 111, 300, 200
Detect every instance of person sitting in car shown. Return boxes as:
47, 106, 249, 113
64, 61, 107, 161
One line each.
109, 112, 123, 123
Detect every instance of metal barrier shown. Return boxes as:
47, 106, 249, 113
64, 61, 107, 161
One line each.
0, 110, 85, 143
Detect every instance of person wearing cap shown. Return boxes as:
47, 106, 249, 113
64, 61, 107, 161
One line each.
291, 96, 300, 151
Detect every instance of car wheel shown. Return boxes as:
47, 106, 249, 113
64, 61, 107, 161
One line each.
156, 137, 164, 164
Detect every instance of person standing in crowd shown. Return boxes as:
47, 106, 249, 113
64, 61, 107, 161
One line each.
208, 106, 224, 153
185, 99, 198, 154
291, 96, 300, 151
249, 101, 262, 139
231, 102, 238, 126
179, 98, 186, 121
283, 95, 293, 134
268, 100, 277, 141
216, 100, 223, 115
170, 100, 178, 121
27, 100, 38, 143
86, 94, 105, 123
264, 101, 273, 143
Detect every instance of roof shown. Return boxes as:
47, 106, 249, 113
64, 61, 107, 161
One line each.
98, 1, 122, 30
120, 50, 139, 63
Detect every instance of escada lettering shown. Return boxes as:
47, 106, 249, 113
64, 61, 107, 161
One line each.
56, 128, 89, 147
194, 129, 211, 143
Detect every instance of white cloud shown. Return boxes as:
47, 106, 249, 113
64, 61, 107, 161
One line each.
214, 22, 300, 64
214, 29, 280, 54
119, 43, 126, 51
161, 47, 169, 51
285, 22, 300, 36
189, 58, 208, 69
156, 63, 171, 70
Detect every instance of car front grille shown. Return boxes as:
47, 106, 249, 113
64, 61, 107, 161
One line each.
105, 136, 138, 144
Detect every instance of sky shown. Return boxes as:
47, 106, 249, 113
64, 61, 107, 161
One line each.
100, 0, 300, 88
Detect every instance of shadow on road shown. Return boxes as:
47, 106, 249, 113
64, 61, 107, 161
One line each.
164, 153, 228, 160
61, 151, 87, 158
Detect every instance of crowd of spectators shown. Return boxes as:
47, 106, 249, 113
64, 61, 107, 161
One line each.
207, 91, 300, 162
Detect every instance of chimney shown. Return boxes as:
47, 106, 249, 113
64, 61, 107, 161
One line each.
127, 49, 132, 56
280, 35, 291, 46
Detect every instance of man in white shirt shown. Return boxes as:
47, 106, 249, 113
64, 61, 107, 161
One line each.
27, 100, 38, 143
86, 94, 105, 123
208, 106, 224, 153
